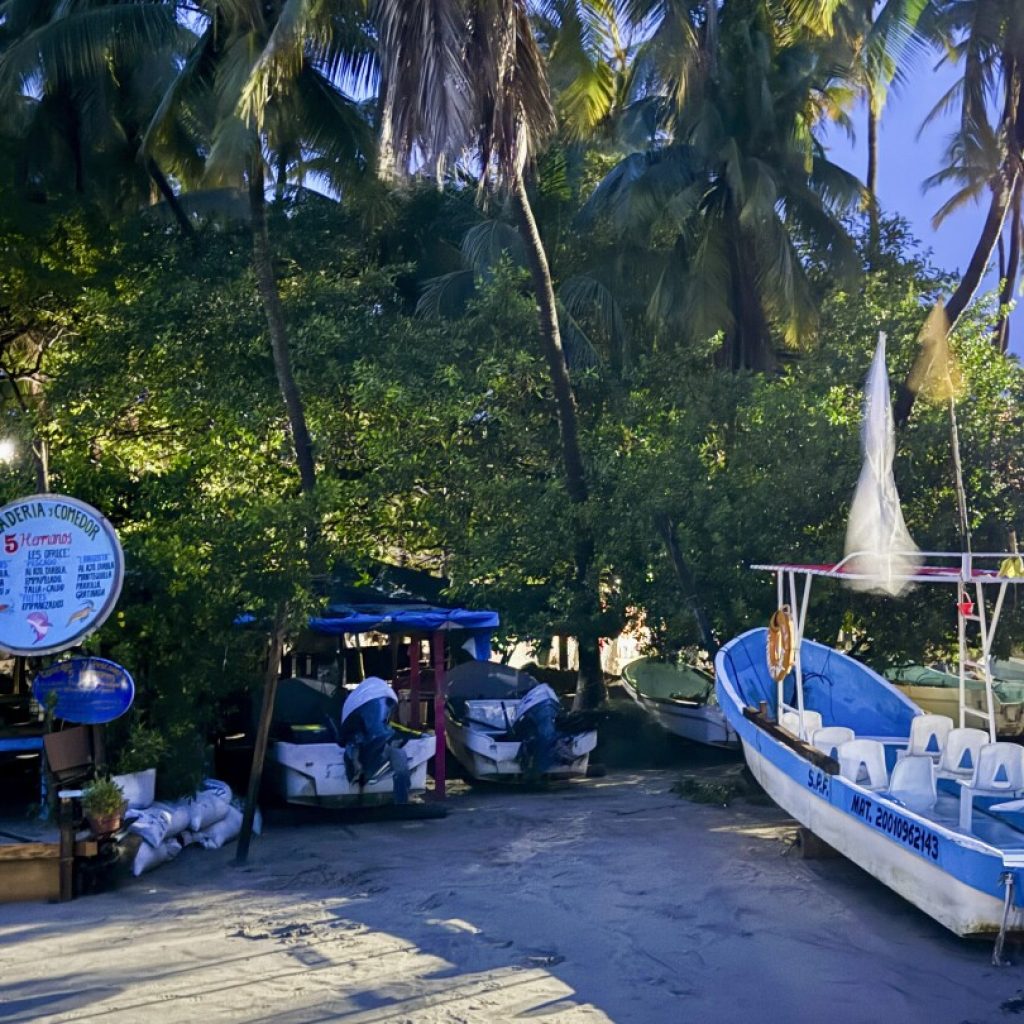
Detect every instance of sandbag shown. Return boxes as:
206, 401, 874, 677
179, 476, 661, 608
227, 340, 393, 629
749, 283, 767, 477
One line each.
188, 790, 229, 832
129, 806, 173, 848
132, 837, 182, 877
202, 778, 233, 803
194, 805, 243, 850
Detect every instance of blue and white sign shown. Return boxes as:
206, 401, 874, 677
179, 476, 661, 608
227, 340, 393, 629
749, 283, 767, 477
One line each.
32, 657, 135, 724
0, 494, 124, 656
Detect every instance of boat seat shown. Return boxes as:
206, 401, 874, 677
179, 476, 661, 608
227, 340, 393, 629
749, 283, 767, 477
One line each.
937, 727, 989, 780
782, 710, 823, 739
811, 726, 854, 760
959, 743, 1024, 831
838, 739, 888, 791
896, 714, 954, 763
887, 754, 937, 813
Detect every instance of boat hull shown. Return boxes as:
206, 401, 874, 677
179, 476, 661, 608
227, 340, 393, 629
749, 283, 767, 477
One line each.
717, 630, 1024, 937
621, 677, 739, 749
268, 735, 434, 807
445, 716, 597, 782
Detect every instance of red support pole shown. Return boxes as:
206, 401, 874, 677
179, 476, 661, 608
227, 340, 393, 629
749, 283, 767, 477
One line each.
432, 630, 446, 800
409, 639, 421, 728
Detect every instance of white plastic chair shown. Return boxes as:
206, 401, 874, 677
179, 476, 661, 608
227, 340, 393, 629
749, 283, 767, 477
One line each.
959, 743, 1024, 831
887, 754, 937, 813
938, 727, 989, 779
782, 709, 823, 739
811, 726, 855, 760
897, 714, 954, 763
838, 739, 889, 791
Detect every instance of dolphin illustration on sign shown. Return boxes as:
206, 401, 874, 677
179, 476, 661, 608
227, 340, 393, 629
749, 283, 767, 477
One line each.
26, 611, 51, 643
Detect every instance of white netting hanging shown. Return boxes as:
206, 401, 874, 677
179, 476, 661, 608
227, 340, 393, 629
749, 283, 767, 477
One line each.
843, 333, 921, 596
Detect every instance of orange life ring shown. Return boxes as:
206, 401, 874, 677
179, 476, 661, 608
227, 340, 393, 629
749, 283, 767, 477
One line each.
767, 606, 796, 682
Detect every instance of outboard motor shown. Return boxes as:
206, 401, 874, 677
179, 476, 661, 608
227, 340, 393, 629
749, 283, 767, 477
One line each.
513, 683, 569, 778
338, 677, 410, 803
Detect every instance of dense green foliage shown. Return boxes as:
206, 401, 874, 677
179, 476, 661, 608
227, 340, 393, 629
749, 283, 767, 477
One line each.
2, 2, 1024, 778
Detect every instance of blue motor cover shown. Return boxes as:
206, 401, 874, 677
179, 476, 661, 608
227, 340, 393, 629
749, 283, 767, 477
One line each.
514, 684, 574, 777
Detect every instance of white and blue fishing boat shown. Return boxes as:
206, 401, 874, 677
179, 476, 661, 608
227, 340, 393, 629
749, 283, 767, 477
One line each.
716, 334, 1024, 948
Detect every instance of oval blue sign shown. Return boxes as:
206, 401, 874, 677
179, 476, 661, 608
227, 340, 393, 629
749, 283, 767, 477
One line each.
32, 657, 135, 725
0, 494, 125, 656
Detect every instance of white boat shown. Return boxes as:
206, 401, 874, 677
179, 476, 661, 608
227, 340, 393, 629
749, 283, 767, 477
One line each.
621, 657, 739, 748
268, 677, 434, 806
716, 336, 1024, 947
444, 662, 597, 782
717, 558, 1024, 940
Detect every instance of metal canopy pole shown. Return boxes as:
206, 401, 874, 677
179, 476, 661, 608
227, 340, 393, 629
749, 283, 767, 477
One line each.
409, 639, 421, 728
431, 631, 446, 800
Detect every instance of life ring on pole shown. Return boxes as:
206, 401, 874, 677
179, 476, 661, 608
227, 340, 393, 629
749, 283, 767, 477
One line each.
767, 606, 796, 683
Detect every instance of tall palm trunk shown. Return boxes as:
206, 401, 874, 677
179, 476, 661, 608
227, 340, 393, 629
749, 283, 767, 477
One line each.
725, 211, 774, 372
995, 180, 1022, 353
248, 161, 317, 494
866, 83, 880, 258
946, 169, 1019, 326
656, 515, 716, 654
896, 166, 1020, 426
510, 174, 604, 709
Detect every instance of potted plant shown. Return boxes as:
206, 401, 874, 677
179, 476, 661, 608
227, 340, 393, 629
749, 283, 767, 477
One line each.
82, 777, 127, 836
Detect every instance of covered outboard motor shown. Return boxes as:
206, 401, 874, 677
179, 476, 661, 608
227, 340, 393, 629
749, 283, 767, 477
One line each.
339, 677, 410, 802
513, 683, 568, 777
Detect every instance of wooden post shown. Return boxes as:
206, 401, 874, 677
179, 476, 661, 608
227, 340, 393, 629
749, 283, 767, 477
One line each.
409, 639, 421, 728
235, 610, 286, 865
431, 631, 446, 800
58, 793, 74, 901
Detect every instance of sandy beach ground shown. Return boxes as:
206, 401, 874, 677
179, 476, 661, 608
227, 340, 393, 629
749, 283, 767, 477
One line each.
3, 769, 1024, 1024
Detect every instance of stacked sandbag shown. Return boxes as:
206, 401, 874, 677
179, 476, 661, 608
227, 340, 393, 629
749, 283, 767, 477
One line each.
127, 778, 255, 876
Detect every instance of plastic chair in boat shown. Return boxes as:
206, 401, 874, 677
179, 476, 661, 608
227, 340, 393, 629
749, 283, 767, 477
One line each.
938, 727, 989, 780
887, 754, 937, 813
810, 726, 855, 760
958, 743, 1024, 831
896, 714, 954, 763
838, 739, 889, 791
782, 709, 823, 739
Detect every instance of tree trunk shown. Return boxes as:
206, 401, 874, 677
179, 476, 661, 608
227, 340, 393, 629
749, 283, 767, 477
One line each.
146, 158, 197, 240
866, 86, 880, 259
510, 174, 604, 709
946, 171, 1019, 326
725, 214, 774, 372
995, 181, 1022, 353
705, 0, 718, 74
895, 167, 1019, 426
248, 162, 317, 494
655, 514, 717, 654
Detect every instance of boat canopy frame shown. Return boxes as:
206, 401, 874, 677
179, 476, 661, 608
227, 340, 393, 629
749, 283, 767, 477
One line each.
752, 551, 1024, 743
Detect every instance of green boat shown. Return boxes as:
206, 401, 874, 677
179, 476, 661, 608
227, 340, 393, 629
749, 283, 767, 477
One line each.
621, 657, 739, 748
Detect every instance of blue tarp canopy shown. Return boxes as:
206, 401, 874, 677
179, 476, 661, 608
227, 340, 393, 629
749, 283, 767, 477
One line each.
308, 604, 498, 661
308, 604, 498, 636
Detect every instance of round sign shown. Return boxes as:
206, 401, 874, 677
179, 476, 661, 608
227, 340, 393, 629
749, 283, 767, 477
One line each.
0, 494, 124, 656
32, 657, 135, 724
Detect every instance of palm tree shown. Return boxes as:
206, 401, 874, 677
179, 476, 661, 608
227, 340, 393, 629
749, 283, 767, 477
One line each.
832, 1, 933, 252
142, 0, 375, 494
374, 0, 606, 707
581, 0, 862, 371
0, 0, 196, 231
895, 0, 1024, 423
921, 1, 1024, 343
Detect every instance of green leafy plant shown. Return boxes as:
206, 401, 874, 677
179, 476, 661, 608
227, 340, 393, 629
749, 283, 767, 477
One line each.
114, 723, 167, 775
82, 777, 127, 818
